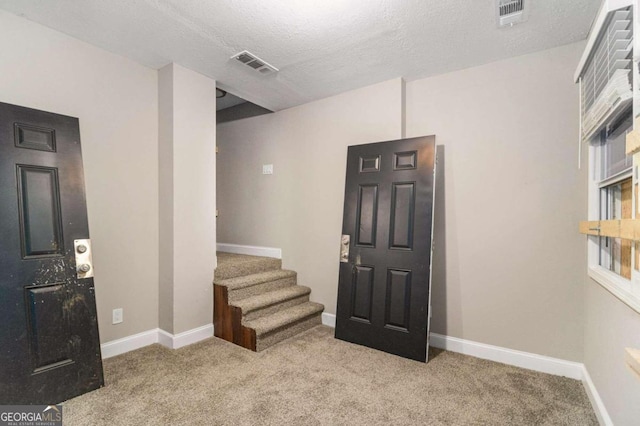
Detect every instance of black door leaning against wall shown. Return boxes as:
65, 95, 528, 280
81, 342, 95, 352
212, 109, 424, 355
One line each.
0, 102, 103, 404
335, 136, 436, 362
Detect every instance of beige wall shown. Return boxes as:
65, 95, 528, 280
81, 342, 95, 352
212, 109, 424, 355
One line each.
158, 65, 175, 333
0, 11, 217, 342
159, 63, 217, 335
0, 10, 159, 343
406, 42, 587, 361
218, 44, 587, 362
584, 282, 640, 424
217, 78, 404, 313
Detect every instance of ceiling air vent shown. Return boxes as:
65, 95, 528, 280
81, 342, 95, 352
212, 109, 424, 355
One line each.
496, 0, 530, 27
231, 50, 279, 75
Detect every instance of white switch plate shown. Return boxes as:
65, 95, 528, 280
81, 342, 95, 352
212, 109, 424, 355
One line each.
112, 308, 123, 324
262, 164, 273, 175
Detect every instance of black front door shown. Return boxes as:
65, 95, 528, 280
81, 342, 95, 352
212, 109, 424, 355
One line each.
335, 136, 436, 362
0, 102, 103, 403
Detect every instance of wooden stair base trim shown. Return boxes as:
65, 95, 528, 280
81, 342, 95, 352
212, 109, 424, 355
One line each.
241, 326, 257, 351
214, 284, 233, 341
230, 306, 243, 346
213, 283, 257, 351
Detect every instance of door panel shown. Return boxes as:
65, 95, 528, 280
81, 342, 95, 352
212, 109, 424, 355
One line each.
335, 136, 436, 362
0, 102, 103, 404
355, 184, 378, 247
389, 182, 415, 250
351, 265, 374, 322
17, 165, 65, 257
14, 122, 57, 152
385, 269, 411, 331
25, 283, 74, 372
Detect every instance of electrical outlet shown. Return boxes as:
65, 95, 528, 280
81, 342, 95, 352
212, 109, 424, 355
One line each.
112, 308, 123, 324
262, 164, 273, 175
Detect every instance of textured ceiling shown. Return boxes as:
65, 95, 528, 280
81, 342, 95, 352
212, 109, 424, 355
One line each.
0, 0, 600, 111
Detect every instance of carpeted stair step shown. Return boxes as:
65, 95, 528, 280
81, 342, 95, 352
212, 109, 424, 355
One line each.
232, 285, 311, 321
213, 251, 325, 352
214, 252, 282, 280
244, 302, 324, 351
215, 269, 297, 302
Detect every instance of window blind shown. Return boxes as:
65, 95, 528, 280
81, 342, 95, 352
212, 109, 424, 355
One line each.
580, 7, 633, 142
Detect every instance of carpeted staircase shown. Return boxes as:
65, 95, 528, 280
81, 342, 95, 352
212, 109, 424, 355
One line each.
213, 252, 324, 351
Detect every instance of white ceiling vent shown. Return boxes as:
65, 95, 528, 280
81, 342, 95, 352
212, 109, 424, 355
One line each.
496, 0, 530, 27
231, 50, 279, 75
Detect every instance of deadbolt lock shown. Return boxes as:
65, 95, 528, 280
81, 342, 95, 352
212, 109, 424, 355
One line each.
74, 239, 94, 279
340, 235, 350, 263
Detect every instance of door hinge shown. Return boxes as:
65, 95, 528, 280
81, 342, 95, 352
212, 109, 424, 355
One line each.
216, 146, 219, 154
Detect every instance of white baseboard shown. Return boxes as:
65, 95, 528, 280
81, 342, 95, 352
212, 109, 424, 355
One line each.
429, 333, 583, 380
101, 324, 214, 358
321, 313, 581, 379
322, 312, 336, 328
157, 328, 173, 349
159, 324, 214, 349
581, 365, 613, 426
101, 328, 160, 359
217, 243, 281, 259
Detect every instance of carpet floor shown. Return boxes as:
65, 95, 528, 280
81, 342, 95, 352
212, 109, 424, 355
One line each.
63, 326, 597, 425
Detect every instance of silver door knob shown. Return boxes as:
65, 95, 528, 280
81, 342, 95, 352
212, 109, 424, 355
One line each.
77, 244, 88, 254
78, 264, 91, 273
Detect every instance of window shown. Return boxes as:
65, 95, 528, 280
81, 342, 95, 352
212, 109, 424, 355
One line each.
579, 5, 633, 141
596, 111, 633, 282
598, 112, 634, 281
578, 0, 639, 313
588, 107, 640, 312
599, 177, 631, 278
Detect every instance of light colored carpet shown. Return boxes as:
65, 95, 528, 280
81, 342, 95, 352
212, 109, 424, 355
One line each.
215, 252, 282, 280
238, 285, 310, 321
62, 326, 597, 425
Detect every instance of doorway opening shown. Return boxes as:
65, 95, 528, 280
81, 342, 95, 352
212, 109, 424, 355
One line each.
216, 88, 272, 124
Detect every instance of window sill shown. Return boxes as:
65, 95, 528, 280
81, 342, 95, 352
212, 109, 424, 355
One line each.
588, 266, 640, 314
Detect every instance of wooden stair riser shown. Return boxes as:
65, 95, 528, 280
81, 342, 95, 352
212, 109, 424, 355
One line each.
231, 305, 257, 350
227, 276, 297, 302
213, 284, 233, 342
241, 295, 310, 322
242, 327, 257, 351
